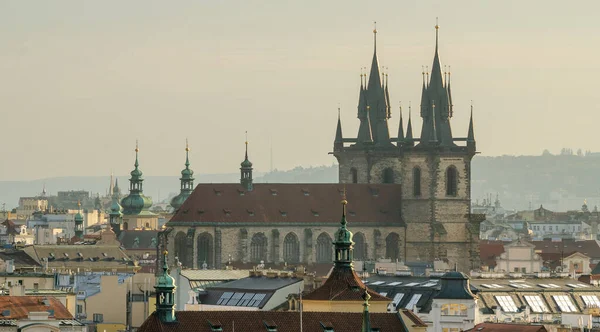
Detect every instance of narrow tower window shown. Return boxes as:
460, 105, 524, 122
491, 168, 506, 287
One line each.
350, 168, 358, 184
413, 167, 421, 196
382, 168, 394, 184
446, 166, 458, 196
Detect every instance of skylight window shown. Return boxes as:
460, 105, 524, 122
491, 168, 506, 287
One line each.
248, 293, 266, 307
404, 283, 419, 287
421, 282, 438, 287
379, 292, 388, 297
392, 293, 404, 306
552, 295, 577, 312
509, 283, 532, 289
387, 282, 402, 286
490, 284, 503, 288
524, 295, 549, 313
226, 292, 244, 306
495, 295, 518, 313
547, 284, 560, 288
217, 292, 234, 305
582, 295, 600, 308
405, 294, 422, 310
370, 281, 385, 286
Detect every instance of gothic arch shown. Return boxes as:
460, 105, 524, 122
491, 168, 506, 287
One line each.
283, 232, 300, 264
316, 232, 333, 263
382, 168, 394, 184
385, 232, 400, 261
250, 232, 268, 263
446, 166, 458, 196
350, 168, 358, 184
353, 232, 367, 261
174, 231, 191, 268
413, 166, 422, 196
196, 232, 214, 268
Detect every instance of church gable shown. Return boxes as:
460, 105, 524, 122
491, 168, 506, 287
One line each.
168, 184, 402, 225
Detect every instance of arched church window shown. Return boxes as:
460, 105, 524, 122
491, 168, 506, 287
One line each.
353, 232, 367, 261
250, 233, 268, 263
283, 233, 300, 264
316, 233, 333, 263
197, 232, 213, 268
446, 166, 458, 196
174, 231, 191, 268
351, 168, 358, 184
383, 168, 394, 184
413, 167, 421, 196
385, 232, 400, 261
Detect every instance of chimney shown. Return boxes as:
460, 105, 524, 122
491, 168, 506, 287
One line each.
266, 271, 278, 279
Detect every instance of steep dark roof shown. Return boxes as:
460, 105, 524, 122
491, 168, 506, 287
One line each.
118, 230, 158, 250
0, 250, 42, 268
169, 184, 402, 224
434, 272, 476, 300
303, 266, 389, 302
531, 239, 600, 259
138, 311, 407, 332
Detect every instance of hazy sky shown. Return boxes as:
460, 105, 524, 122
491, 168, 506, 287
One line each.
1, 1, 598, 181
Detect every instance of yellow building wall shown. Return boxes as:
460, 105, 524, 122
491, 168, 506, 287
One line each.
85, 275, 127, 324
122, 215, 159, 231
95, 323, 127, 332
0, 275, 54, 289
302, 300, 389, 313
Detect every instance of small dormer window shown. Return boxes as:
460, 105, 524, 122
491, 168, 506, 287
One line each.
279, 210, 287, 217
214, 190, 222, 196
320, 322, 334, 331
102, 252, 108, 257
223, 209, 231, 216
302, 189, 310, 196
197, 209, 205, 215
77, 252, 83, 258
247, 210, 255, 217
311, 210, 319, 217
207, 319, 223, 332
63, 253, 69, 258
263, 320, 277, 332
270, 189, 278, 196
370, 187, 379, 197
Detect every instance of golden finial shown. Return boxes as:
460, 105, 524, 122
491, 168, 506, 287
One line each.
341, 185, 348, 205
77, 200, 81, 209
185, 138, 190, 152
245, 131, 248, 145
435, 17, 439, 30
366, 105, 370, 110
135, 140, 139, 153
163, 250, 168, 256
373, 21, 377, 34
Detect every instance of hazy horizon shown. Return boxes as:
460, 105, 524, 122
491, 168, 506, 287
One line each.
2, 1, 599, 181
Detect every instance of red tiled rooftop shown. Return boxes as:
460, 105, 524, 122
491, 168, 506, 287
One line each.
479, 240, 505, 268
0, 296, 73, 319
465, 323, 547, 332
138, 310, 407, 332
168, 184, 402, 224
303, 266, 389, 302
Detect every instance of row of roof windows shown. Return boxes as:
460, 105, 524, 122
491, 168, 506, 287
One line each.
365, 280, 438, 288
215, 292, 266, 308
183, 209, 367, 217
493, 294, 600, 314
210, 188, 381, 197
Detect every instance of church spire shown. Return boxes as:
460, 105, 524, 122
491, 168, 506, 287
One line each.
334, 107, 344, 151
366, 22, 391, 145
397, 102, 404, 146
155, 250, 177, 323
120, 141, 153, 215
405, 103, 414, 147
240, 133, 254, 191
467, 101, 476, 152
333, 190, 354, 269
171, 139, 195, 211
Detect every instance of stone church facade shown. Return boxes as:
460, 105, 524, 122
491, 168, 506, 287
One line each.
164, 25, 484, 273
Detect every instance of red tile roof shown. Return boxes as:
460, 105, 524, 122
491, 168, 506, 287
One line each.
138, 311, 407, 332
465, 323, 547, 332
168, 184, 402, 224
479, 240, 505, 268
0, 296, 73, 319
303, 266, 389, 302
531, 239, 600, 259
400, 309, 427, 327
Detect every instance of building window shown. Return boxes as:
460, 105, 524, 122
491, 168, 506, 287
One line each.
385, 233, 400, 261
353, 232, 367, 261
283, 233, 300, 264
197, 232, 214, 269
174, 231, 191, 268
445, 166, 458, 196
441, 304, 468, 316
350, 168, 358, 184
382, 168, 394, 184
93, 313, 104, 323
33, 283, 38, 290
250, 233, 268, 263
413, 167, 421, 196
76, 305, 83, 314
316, 233, 333, 263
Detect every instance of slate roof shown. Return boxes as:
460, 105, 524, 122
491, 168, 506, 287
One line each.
138, 311, 408, 332
24, 245, 132, 270
465, 323, 547, 332
303, 266, 390, 302
0, 250, 42, 268
0, 296, 73, 319
118, 230, 158, 250
168, 184, 402, 225
210, 275, 303, 292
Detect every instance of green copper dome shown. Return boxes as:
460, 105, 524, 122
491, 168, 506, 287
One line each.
171, 142, 195, 211
157, 251, 176, 288
121, 143, 153, 215
335, 198, 353, 244
240, 141, 253, 168
110, 196, 123, 217
74, 212, 84, 222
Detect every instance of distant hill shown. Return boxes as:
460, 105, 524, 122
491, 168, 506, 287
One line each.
2, 155, 600, 211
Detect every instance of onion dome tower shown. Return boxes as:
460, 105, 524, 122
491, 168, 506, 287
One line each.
121, 142, 153, 215
74, 200, 84, 239
109, 193, 123, 236
170, 140, 195, 211
155, 250, 177, 323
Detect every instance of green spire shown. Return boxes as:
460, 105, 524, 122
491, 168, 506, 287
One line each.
171, 140, 195, 211
109, 194, 123, 236
361, 290, 372, 332
240, 133, 253, 191
121, 142, 153, 215
74, 200, 84, 239
155, 250, 177, 323
333, 190, 354, 268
